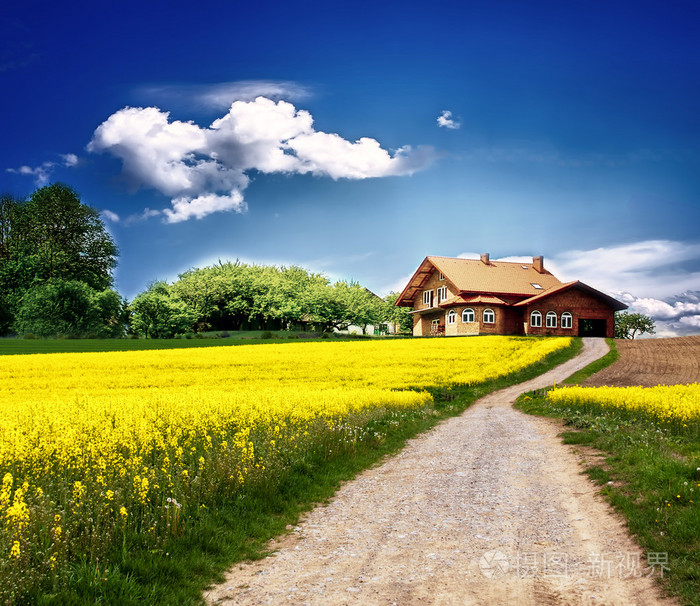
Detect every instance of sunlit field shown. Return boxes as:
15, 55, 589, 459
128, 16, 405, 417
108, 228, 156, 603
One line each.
546, 383, 700, 434
0, 336, 571, 601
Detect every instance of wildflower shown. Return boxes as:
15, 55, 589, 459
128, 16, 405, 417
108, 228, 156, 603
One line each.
9, 541, 20, 559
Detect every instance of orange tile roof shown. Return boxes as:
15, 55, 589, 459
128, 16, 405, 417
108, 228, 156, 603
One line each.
439, 294, 508, 307
395, 256, 563, 306
428, 256, 562, 295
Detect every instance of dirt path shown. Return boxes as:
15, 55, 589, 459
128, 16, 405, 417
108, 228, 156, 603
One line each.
582, 335, 700, 388
205, 338, 676, 605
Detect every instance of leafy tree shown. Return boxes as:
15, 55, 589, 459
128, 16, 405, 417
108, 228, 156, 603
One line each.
13, 279, 125, 338
0, 184, 119, 335
164, 261, 396, 335
383, 292, 413, 333
11, 183, 118, 290
615, 311, 656, 339
130, 282, 197, 338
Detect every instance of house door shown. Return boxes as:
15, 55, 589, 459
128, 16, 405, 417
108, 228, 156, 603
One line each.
578, 319, 606, 337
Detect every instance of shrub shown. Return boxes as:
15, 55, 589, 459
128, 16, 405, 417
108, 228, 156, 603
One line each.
260, 331, 274, 339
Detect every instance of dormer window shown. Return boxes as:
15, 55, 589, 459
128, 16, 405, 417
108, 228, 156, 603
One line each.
531, 283, 543, 289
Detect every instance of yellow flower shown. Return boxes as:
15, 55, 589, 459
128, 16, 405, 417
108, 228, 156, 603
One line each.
9, 541, 20, 559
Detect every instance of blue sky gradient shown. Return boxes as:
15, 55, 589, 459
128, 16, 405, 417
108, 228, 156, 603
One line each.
2, 0, 699, 335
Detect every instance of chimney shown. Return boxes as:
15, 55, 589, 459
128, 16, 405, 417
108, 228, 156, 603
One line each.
480, 253, 490, 265
533, 255, 544, 273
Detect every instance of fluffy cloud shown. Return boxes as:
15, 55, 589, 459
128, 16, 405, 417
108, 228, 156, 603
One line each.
544, 240, 700, 299
88, 96, 434, 223
437, 110, 461, 130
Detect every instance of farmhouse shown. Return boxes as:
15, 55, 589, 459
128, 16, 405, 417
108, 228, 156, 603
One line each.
395, 254, 627, 338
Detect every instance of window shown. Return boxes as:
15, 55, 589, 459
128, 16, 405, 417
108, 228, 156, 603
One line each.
447, 309, 456, 324
422, 290, 433, 306
439, 272, 445, 281
561, 312, 573, 329
546, 311, 557, 328
530, 311, 542, 327
531, 283, 543, 290
437, 286, 448, 303
483, 308, 495, 324
462, 308, 475, 323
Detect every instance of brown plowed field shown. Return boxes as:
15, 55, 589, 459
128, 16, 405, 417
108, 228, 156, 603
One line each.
581, 335, 700, 387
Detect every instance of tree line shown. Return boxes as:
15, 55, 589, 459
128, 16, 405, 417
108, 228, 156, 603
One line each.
0, 184, 411, 338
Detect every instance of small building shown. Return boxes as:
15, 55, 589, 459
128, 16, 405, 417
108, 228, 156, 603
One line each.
394, 254, 627, 338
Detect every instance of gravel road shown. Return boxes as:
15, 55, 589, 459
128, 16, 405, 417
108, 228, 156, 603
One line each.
205, 338, 676, 605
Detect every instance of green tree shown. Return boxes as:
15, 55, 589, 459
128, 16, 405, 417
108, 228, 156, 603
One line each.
17, 183, 118, 290
383, 292, 413, 333
615, 311, 656, 339
0, 184, 119, 335
130, 282, 196, 338
13, 279, 125, 338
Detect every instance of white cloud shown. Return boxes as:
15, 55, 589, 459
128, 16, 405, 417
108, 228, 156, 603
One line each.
101, 209, 120, 223
437, 110, 461, 130
540, 240, 700, 299
61, 153, 79, 167
197, 80, 312, 109
7, 153, 79, 185
139, 80, 312, 111
163, 192, 246, 223
679, 315, 700, 328
123, 208, 163, 226
7, 162, 53, 185
89, 96, 435, 222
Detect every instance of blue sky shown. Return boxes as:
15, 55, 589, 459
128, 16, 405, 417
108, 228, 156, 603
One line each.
2, 0, 699, 335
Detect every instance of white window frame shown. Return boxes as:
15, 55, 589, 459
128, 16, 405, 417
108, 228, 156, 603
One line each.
546, 311, 557, 328
482, 308, 495, 324
447, 309, 456, 324
438, 272, 445, 281
437, 286, 448, 303
530, 311, 542, 327
462, 308, 475, 323
561, 312, 573, 329
422, 290, 433, 307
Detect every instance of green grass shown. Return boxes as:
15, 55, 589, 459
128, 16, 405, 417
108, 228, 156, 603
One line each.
0, 331, 394, 356
28, 337, 582, 605
516, 376, 700, 606
562, 337, 618, 384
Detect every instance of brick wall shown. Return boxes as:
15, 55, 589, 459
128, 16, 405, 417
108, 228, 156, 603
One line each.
442, 305, 522, 336
523, 289, 615, 338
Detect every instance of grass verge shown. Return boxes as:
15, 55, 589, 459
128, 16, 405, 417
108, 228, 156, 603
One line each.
562, 337, 618, 385
516, 379, 700, 606
33, 338, 581, 605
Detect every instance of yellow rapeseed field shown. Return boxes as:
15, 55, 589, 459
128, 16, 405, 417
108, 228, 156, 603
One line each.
0, 335, 569, 596
547, 383, 700, 429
